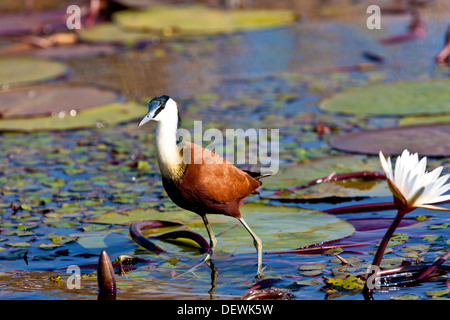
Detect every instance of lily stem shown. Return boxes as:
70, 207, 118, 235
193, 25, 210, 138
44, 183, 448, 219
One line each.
370, 209, 406, 268
363, 209, 406, 300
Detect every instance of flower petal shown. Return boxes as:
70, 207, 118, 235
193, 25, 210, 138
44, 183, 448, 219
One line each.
416, 204, 450, 212
379, 151, 393, 180
407, 186, 425, 208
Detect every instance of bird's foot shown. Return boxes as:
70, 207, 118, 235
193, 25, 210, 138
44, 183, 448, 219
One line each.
173, 251, 213, 279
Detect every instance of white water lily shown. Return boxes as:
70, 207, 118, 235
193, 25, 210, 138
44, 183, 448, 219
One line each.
379, 149, 450, 212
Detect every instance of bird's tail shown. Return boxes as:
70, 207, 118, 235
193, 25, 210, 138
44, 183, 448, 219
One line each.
243, 170, 272, 189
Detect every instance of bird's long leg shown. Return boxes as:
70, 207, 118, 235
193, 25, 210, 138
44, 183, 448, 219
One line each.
176, 215, 217, 278
202, 215, 217, 262
239, 218, 263, 277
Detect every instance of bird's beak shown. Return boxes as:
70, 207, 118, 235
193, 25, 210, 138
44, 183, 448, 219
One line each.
138, 100, 161, 128
138, 110, 154, 128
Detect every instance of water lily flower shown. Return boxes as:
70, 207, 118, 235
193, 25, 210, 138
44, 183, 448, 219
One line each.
379, 149, 450, 213
365, 149, 450, 290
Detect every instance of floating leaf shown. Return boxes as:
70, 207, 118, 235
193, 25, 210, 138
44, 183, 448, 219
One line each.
93, 203, 354, 252
0, 57, 68, 88
50, 234, 78, 245
428, 224, 448, 230
114, 5, 296, 36
0, 85, 120, 118
189, 203, 355, 253
320, 79, 450, 116
377, 233, 409, 247
330, 124, 450, 157
399, 114, 450, 126
79, 22, 160, 44
5, 242, 31, 247
0, 9, 70, 36
39, 243, 62, 250
0, 101, 147, 132
391, 294, 420, 300
425, 289, 450, 298
267, 155, 381, 189
322, 275, 364, 292
347, 218, 419, 232
265, 155, 388, 199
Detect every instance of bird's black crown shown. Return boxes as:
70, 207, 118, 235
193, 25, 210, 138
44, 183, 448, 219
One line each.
151, 95, 171, 106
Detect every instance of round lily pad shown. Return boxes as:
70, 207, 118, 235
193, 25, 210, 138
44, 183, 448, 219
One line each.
197, 203, 355, 252
0, 85, 120, 118
264, 155, 389, 199
0, 57, 69, 88
89, 203, 355, 252
330, 123, 450, 157
29, 43, 118, 59
320, 79, 450, 116
0, 10, 69, 36
78, 22, 160, 44
114, 5, 296, 36
0, 101, 147, 132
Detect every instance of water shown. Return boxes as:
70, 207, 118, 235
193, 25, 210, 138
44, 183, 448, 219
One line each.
0, 3, 450, 300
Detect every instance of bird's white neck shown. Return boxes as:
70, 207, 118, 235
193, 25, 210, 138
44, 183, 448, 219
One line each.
155, 112, 184, 180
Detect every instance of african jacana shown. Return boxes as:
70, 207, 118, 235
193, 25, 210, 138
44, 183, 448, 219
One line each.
138, 95, 266, 277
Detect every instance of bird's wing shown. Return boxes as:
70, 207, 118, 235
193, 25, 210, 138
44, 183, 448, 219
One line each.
183, 142, 262, 203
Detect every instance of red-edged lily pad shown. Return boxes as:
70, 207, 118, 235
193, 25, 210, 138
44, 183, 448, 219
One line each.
0, 84, 120, 118
330, 124, 450, 157
0, 9, 70, 36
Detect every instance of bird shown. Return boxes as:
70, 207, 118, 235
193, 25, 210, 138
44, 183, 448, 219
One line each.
138, 94, 267, 277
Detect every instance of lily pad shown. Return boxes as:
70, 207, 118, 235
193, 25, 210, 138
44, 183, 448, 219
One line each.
114, 5, 296, 36
92, 203, 355, 252
0, 9, 70, 36
79, 22, 160, 44
0, 85, 120, 118
399, 114, 450, 126
320, 79, 450, 116
330, 124, 450, 157
265, 155, 388, 199
0, 101, 147, 132
0, 57, 68, 88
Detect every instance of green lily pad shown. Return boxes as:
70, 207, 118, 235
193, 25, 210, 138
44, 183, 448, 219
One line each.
399, 114, 450, 126
0, 101, 147, 132
330, 124, 450, 157
114, 5, 296, 36
391, 294, 420, 300
322, 275, 364, 292
265, 155, 388, 199
91, 203, 355, 252
320, 79, 450, 116
425, 289, 450, 298
5, 242, 31, 247
0, 85, 120, 119
79, 22, 160, 44
0, 57, 68, 88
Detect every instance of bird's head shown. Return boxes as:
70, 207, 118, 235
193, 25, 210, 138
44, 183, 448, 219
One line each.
138, 95, 178, 128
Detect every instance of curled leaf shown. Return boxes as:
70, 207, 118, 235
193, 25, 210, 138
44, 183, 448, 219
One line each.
152, 230, 209, 254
